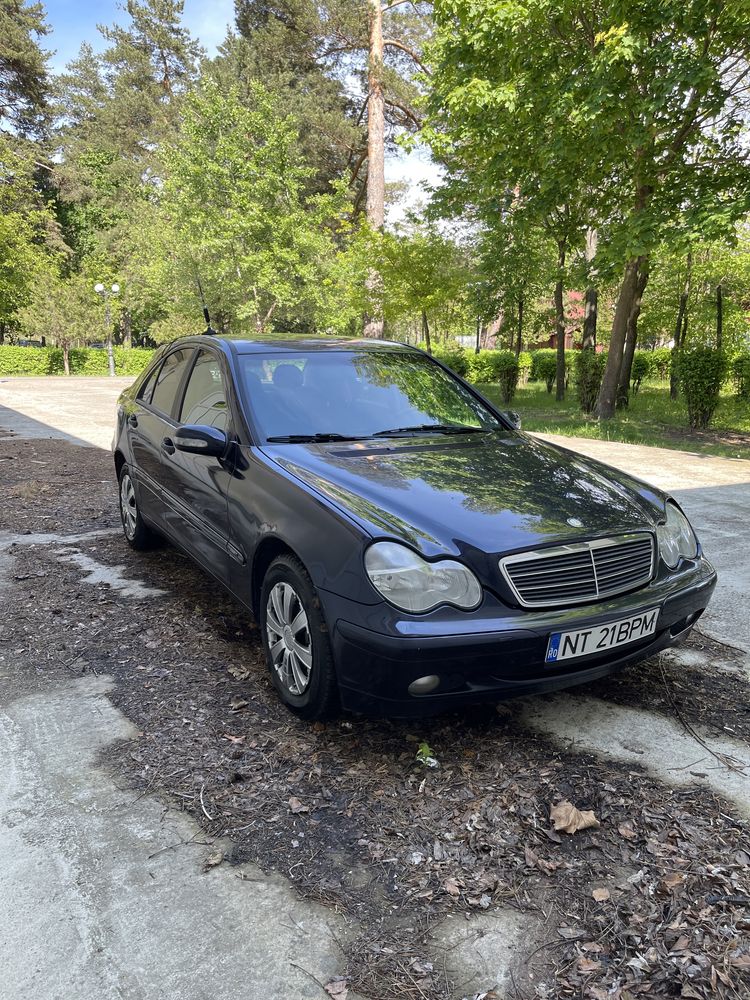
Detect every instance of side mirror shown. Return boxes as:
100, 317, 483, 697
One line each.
174, 424, 227, 457
502, 410, 522, 430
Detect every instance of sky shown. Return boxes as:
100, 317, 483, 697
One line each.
41, 0, 439, 220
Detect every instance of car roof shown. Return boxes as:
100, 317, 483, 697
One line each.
174, 334, 420, 355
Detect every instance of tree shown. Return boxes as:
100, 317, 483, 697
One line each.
19, 269, 102, 372
426, 1, 750, 417
137, 82, 349, 333
0, 0, 50, 135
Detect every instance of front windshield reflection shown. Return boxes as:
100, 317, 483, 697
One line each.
237, 350, 502, 440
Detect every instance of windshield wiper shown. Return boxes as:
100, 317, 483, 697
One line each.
265, 432, 366, 443
371, 423, 487, 437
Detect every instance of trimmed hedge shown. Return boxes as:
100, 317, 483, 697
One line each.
575, 350, 608, 413
517, 351, 532, 384
0, 345, 154, 377
431, 346, 470, 378
678, 348, 729, 430
648, 347, 672, 381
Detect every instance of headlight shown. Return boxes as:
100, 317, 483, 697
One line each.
364, 541, 482, 613
657, 502, 698, 569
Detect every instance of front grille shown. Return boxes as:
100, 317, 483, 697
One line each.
500, 533, 655, 608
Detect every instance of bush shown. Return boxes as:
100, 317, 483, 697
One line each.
0, 344, 155, 377
494, 350, 520, 404
531, 349, 559, 392
648, 347, 672, 381
678, 348, 728, 430
431, 346, 469, 378
731, 352, 750, 399
517, 351, 532, 384
574, 350, 608, 413
630, 352, 651, 394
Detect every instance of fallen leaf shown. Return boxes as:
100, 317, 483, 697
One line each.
324, 976, 348, 998
221, 733, 246, 744
524, 846, 538, 867
227, 664, 250, 680
592, 887, 610, 902
288, 796, 309, 814
202, 849, 224, 870
230, 697, 248, 712
550, 800, 600, 834
577, 956, 601, 973
443, 876, 461, 897
618, 821, 638, 840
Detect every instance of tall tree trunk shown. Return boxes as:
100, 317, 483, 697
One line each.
554, 239, 566, 401
616, 257, 650, 409
516, 294, 523, 357
670, 251, 692, 400
595, 255, 643, 418
583, 288, 598, 350
363, 0, 385, 339
583, 227, 598, 350
63, 344, 70, 376
421, 309, 431, 355
122, 309, 132, 349
475, 316, 481, 354
716, 283, 723, 351
0, 322, 5, 345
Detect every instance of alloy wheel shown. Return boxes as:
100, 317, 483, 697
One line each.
265, 582, 313, 696
120, 473, 138, 540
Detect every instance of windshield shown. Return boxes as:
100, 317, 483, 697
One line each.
237, 350, 503, 442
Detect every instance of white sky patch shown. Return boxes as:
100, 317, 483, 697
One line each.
183, 0, 234, 54
386, 144, 444, 226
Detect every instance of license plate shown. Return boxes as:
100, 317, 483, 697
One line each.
545, 608, 659, 664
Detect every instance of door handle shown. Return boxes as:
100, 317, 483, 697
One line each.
127, 414, 138, 427
161, 436, 176, 455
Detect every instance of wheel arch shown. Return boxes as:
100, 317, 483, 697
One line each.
113, 448, 126, 480
251, 536, 304, 617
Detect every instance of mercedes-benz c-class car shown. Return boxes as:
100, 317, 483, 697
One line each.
112, 335, 716, 718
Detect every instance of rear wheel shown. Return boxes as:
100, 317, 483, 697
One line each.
118, 463, 157, 550
260, 554, 339, 719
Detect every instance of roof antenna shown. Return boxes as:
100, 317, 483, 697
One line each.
195, 273, 216, 335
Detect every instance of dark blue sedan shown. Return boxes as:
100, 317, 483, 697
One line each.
112, 335, 716, 718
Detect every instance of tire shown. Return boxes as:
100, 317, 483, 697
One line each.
118, 463, 158, 551
260, 554, 339, 719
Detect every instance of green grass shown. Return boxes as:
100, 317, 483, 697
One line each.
478, 379, 750, 461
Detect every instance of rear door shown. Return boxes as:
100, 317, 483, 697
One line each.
129, 347, 196, 527
159, 348, 235, 585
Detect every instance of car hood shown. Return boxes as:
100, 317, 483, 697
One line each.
263, 431, 667, 559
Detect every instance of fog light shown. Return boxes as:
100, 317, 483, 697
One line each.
408, 675, 441, 696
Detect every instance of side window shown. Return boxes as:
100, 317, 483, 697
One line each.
179, 350, 228, 431
150, 348, 194, 417
137, 364, 161, 405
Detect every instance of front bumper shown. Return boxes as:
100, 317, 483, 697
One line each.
326, 558, 717, 717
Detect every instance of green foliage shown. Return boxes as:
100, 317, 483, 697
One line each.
678, 349, 729, 430
648, 348, 673, 381
630, 352, 651, 394
0, 345, 154, 376
530, 349, 559, 393
517, 351, 532, 384
466, 350, 519, 403
575, 351, 608, 414
431, 346, 469, 377
731, 353, 750, 400
143, 81, 349, 334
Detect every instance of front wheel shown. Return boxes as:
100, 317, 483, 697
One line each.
118, 463, 158, 550
260, 554, 339, 719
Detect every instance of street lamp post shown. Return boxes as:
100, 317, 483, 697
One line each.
94, 282, 120, 377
